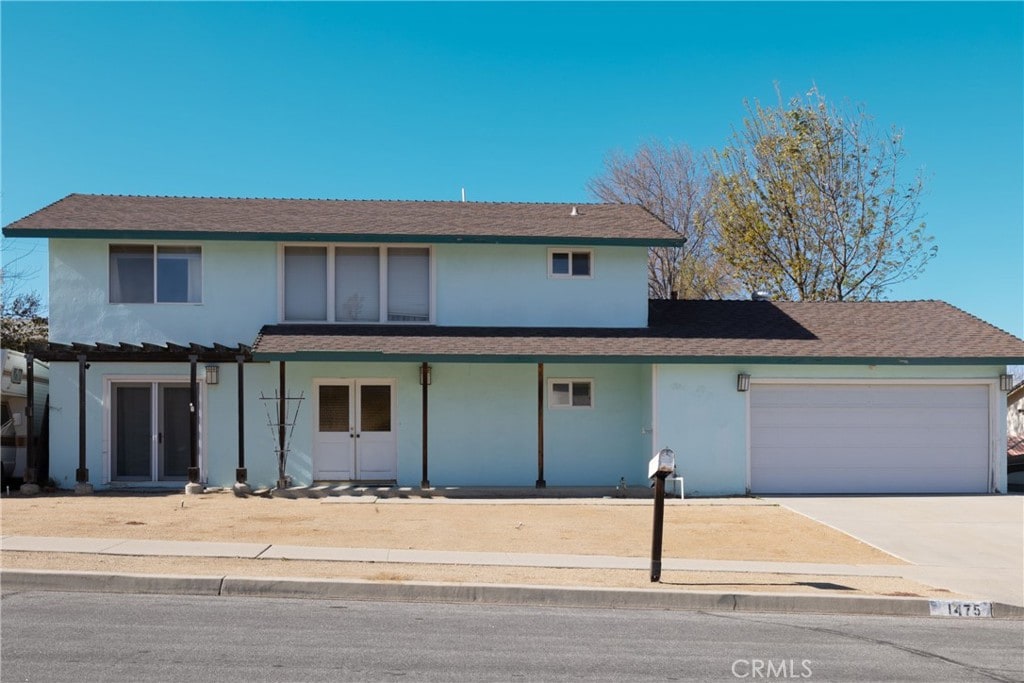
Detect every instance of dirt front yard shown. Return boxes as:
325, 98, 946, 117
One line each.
1, 490, 899, 563
2, 491, 957, 598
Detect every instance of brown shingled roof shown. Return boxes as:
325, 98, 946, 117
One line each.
251, 300, 1024, 362
2, 193, 681, 245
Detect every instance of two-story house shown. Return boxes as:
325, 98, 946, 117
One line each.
4, 194, 1023, 495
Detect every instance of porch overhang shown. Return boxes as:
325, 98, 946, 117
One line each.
27, 341, 252, 363
250, 324, 1021, 366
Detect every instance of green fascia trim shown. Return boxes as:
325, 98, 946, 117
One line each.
252, 352, 1023, 365
2, 228, 685, 248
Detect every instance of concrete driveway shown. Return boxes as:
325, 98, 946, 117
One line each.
767, 495, 1024, 607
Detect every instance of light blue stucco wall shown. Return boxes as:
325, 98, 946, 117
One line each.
654, 363, 1009, 496
434, 244, 649, 327
49, 239, 276, 345
48, 240, 650, 346
45, 360, 653, 490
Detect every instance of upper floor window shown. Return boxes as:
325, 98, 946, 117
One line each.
549, 249, 592, 278
109, 245, 202, 304
281, 245, 431, 323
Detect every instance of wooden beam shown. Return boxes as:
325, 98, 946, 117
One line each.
188, 354, 199, 484
24, 353, 36, 485
421, 362, 430, 489
76, 355, 89, 484
236, 353, 246, 483
536, 362, 546, 488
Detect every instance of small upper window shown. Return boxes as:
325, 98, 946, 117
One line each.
549, 379, 593, 408
549, 249, 592, 278
110, 245, 202, 303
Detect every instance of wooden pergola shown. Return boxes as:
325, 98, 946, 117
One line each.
25, 341, 252, 493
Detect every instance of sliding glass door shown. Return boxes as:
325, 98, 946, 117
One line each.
112, 382, 194, 482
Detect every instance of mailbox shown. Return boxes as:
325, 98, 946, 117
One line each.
648, 447, 675, 480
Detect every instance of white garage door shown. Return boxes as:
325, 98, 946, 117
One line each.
750, 383, 991, 494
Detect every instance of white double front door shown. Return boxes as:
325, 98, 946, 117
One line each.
313, 379, 397, 482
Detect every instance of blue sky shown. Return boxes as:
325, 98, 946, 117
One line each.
2, 2, 1022, 336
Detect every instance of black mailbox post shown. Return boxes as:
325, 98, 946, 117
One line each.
649, 447, 675, 582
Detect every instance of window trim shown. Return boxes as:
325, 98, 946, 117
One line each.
277, 243, 435, 324
548, 378, 595, 409
547, 248, 594, 279
108, 243, 204, 305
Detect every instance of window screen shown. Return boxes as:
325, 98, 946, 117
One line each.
387, 248, 429, 322
360, 385, 392, 431
109, 246, 155, 303
157, 246, 202, 303
571, 252, 591, 277
319, 385, 351, 432
284, 246, 328, 320
336, 247, 380, 322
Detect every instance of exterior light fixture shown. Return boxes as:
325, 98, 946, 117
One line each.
736, 373, 751, 392
999, 373, 1014, 392
419, 363, 432, 386
205, 365, 219, 385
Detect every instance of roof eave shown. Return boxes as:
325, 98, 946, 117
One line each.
251, 351, 1022, 365
1, 227, 685, 247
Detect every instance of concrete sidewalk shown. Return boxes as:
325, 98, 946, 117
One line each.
0, 534, 909, 577
3, 533, 1022, 619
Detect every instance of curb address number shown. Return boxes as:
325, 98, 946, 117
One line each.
928, 600, 991, 618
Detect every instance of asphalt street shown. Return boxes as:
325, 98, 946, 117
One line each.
2, 591, 1021, 682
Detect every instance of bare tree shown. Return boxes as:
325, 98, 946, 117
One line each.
1, 239, 47, 350
588, 140, 738, 299
708, 86, 935, 301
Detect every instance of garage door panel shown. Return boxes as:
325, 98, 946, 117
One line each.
750, 383, 990, 494
752, 424, 987, 450
754, 465, 987, 494
751, 405, 987, 430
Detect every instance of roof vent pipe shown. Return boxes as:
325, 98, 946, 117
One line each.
570, 206, 578, 217
461, 188, 466, 202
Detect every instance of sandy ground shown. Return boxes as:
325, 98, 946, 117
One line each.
1, 490, 956, 597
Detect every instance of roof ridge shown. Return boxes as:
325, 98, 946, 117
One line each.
64, 193, 618, 207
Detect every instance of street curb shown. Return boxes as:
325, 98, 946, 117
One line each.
1, 569, 223, 596
5, 569, 1022, 618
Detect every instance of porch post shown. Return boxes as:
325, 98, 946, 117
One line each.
24, 352, 36, 484
277, 361, 287, 488
420, 362, 430, 489
19, 352, 40, 495
185, 354, 202, 494
234, 353, 249, 493
74, 354, 93, 494
536, 362, 546, 488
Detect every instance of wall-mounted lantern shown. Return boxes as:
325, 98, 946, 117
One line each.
419, 363, 432, 386
736, 373, 751, 392
205, 365, 219, 385
999, 373, 1014, 392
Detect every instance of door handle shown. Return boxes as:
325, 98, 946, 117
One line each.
158, 432, 163, 444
